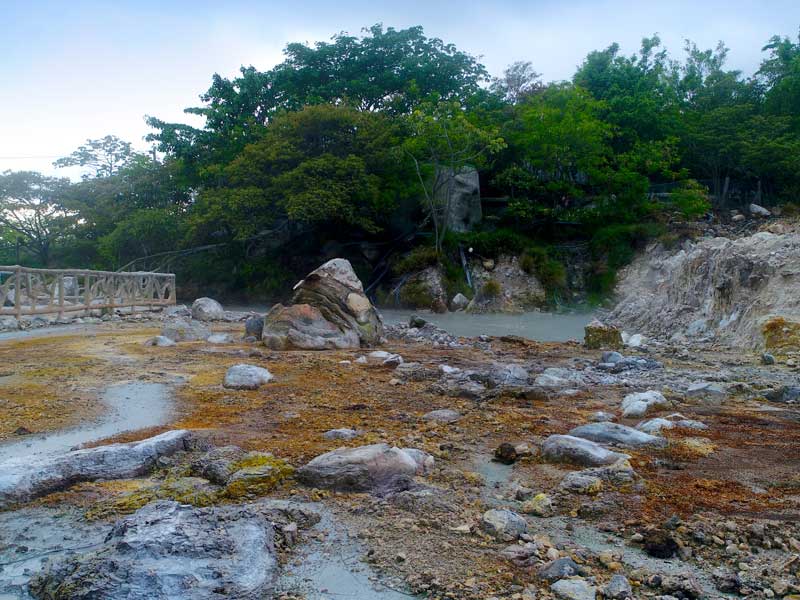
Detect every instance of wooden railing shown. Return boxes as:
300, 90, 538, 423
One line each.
0, 266, 176, 319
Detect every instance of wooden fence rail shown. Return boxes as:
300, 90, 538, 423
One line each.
0, 266, 176, 319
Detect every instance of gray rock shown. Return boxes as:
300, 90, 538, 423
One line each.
323, 428, 361, 440
191, 296, 225, 321
601, 351, 624, 364
560, 472, 603, 494
207, 332, 234, 344
569, 422, 667, 448
160, 318, 211, 342
191, 445, 248, 485
144, 335, 176, 347
761, 352, 775, 365
400, 448, 435, 475
538, 557, 583, 582
367, 350, 404, 367
28, 500, 280, 599
0, 430, 193, 507
0, 316, 19, 330
686, 381, 726, 399
541, 435, 630, 467
765, 385, 800, 404
488, 362, 529, 386
422, 409, 462, 423
637, 414, 707, 434
550, 577, 597, 600
603, 574, 633, 599
164, 304, 191, 318
451, 293, 470, 310
441, 166, 482, 233
749, 203, 771, 217
480, 509, 527, 541
223, 364, 274, 390
296, 444, 421, 492
535, 367, 585, 389
621, 390, 670, 418
589, 411, 616, 422
245, 315, 264, 340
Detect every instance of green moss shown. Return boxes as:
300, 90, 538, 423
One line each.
480, 279, 502, 299
223, 454, 294, 499
399, 281, 435, 308
85, 477, 218, 520
762, 316, 800, 352
394, 246, 439, 274
584, 322, 623, 350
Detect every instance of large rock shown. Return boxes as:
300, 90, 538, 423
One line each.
290, 258, 384, 345
262, 304, 360, 350
28, 501, 279, 599
467, 255, 546, 313
440, 166, 482, 233
260, 259, 384, 350
160, 318, 211, 342
551, 577, 597, 600
541, 435, 630, 467
296, 443, 428, 492
191, 297, 225, 321
0, 430, 193, 508
223, 364, 274, 390
569, 422, 667, 448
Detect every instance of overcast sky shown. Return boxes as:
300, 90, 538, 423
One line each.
2, 0, 798, 177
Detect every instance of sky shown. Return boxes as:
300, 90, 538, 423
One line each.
2, 0, 798, 178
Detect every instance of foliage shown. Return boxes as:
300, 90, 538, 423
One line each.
668, 179, 710, 218
402, 99, 505, 254
394, 246, 439, 274
519, 247, 567, 290
480, 279, 502, 299
0, 171, 75, 265
53, 135, 143, 179
99, 208, 183, 268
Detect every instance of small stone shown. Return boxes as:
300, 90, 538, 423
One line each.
322, 428, 360, 440
521, 493, 554, 517
494, 442, 519, 465
538, 557, 583, 582
223, 364, 274, 390
550, 577, 597, 600
422, 409, 461, 423
603, 574, 632, 599
480, 509, 528, 541
761, 353, 776, 365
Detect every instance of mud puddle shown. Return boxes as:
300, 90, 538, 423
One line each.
278, 506, 417, 599
0, 382, 174, 461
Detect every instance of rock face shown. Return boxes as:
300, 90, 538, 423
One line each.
399, 267, 448, 313
467, 255, 546, 313
161, 319, 211, 342
245, 314, 264, 340
191, 297, 225, 321
28, 500, 279, 600
0, 430, 193, 508
223, 364, 274, 390
262, 259, 384, 349
296, 443, 429, 492
541, 434, 630, 466
609, 229, 800, 348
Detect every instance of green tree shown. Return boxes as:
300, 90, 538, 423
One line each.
402, 99, 504, 254
53, 135, 143, 179
0, 171, 75, 266
188, 104, 413, 242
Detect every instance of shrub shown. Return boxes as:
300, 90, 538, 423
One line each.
460, 229, 530, 258
394, 246, 439, 274
669, 179, 710, 218
480, 279, 502, 299
399, 281, 435, 308
520, 246, 567, 291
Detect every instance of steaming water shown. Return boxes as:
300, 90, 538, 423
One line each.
380, 309, 594, 342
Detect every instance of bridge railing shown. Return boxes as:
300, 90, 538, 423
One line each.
0, 266, 176, 319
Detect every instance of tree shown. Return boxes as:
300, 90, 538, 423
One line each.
0, 171, 75, 266
402, 100, 504, 254
187, 104, 414, 243
53, 135, 142, 179
491, 61, 542, 104
146, 24, 489, 178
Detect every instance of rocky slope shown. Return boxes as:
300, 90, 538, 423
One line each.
609, 222, 800, 349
